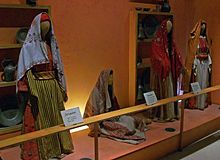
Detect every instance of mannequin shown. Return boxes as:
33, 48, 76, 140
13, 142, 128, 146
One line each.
197, 22, 209, 59
150, 19, 183, 122
166, 20, 172, 34
185, 21, 211, 109
200, 23, 206, 37
17, 13, 73, 160
83, 69, 146, 144
107, 70, 116, 111
167, 20, 180, 118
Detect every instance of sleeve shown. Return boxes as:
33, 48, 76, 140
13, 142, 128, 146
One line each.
17, 76, 29, 114
193, 58, 198, 76
17, 76, 28, 92
208, 55, 212, 73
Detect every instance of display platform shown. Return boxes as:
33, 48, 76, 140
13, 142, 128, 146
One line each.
0, 104, 220, 160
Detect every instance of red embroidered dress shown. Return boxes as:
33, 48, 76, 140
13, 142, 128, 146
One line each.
150, 20, 183, 121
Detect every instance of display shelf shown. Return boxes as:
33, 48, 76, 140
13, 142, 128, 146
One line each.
136, 10, 173, 16
0, 4, 50, 9
0, 4, 51, 27
0, 44, 22, 49
137, 58, 151, 69
137, 38, 153, 43
0, 124, 22, 135
0, 48, 20, 72
0, 81, 16, 88
0, 4, 50, 135
129, 7, 173, 106
137, 63, 151, 69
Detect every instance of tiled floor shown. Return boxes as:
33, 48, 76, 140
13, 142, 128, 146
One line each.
1, 104, 220, 160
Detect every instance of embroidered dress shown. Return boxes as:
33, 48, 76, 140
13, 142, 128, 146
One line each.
184, 20, 212, 109
17, 13, 73, 160
150, 20, 183, 121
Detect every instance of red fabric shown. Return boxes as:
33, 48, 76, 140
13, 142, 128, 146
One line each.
151, 20, 183, 80
17, 77, 28, 92
21, 105, 40, 160
102, 121, 144, 140
40, 13, 50, 22
199, 38, 208, 52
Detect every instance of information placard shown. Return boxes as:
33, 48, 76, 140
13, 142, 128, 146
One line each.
60, 107, 83, 126
191, 82, 201, 94
144, 91, 158, 105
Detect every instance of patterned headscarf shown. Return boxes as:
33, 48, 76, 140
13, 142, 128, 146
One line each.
84, 69, 114, 118
16, 12, 67, 91
151, 19, 182, 80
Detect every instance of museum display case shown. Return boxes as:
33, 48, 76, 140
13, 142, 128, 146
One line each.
129, 8, 173, 105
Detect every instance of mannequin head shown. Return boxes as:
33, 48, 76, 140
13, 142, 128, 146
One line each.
40, 21, 50, 40
166, 20, 173, 56
166, 20, 172, 33
40, 13, 51, 42
108, 70, 113, 86
108, 70, 114, 99
200, 22, 206, 36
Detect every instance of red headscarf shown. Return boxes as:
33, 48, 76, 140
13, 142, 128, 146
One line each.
151, 20, 182, 80
40, 13, 50, 22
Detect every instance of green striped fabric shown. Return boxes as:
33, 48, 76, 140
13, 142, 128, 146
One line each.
26, 70, 73, 160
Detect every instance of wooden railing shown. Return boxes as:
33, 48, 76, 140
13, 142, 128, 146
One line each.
1, 85, 220, 160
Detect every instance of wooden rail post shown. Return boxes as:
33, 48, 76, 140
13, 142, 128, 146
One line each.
179, 99, 185, 151
94, 123, 99, 160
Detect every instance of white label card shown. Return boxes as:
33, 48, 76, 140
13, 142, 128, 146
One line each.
60, 107, 83, 126
144, 91, 158, 105
191, 82, 201, 94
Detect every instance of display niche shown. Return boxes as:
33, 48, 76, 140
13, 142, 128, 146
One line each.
129, 8, 173, 105
0, 4, 50, 135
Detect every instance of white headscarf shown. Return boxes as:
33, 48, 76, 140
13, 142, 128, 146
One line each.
17, 12, 66, 91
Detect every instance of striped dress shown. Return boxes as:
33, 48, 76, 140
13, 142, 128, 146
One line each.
24, 70, 73, 160
19, 44, 73, 160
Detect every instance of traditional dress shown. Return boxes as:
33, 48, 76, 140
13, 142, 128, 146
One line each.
184, 20, 212, 110
84, 69, 146, 144
17, 13, 73, 160
150, 20, 183, 122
